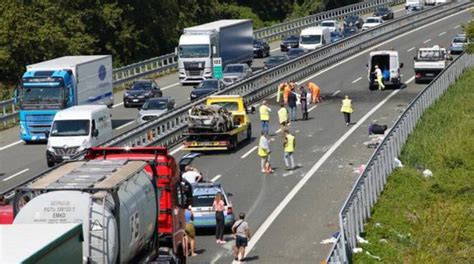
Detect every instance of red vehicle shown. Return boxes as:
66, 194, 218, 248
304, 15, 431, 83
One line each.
85, 147, 190, 261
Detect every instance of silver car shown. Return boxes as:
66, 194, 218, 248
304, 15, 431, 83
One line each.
222, 64, 252, 86
137, 97, 175, 124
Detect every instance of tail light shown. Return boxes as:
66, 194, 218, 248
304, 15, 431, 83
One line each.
416, 73, 421, 78
227, 207, 233, 215
219, 140, 229, 146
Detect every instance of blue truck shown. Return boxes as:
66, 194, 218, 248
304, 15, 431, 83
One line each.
17, 55, 113, 143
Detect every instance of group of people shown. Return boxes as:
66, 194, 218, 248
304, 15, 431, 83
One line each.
257, 129, 297, 174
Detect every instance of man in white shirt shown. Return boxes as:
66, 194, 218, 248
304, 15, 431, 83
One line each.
182, 166, 202, 184
374, 64, 385, 90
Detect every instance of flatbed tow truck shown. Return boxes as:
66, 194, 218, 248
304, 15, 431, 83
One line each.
184, 95, 252, 151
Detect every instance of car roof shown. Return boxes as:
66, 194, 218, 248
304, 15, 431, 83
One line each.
135, 79, 154, 83
285, 35, 299, 39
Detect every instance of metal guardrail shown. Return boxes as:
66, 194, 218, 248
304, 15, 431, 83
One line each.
0, 98, 17, 127
101, 1, 466, 150
0, 0, 401, 127
326, 51, 474, 263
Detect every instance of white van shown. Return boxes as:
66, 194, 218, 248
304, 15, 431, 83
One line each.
406, 0, 424, 9
46, 105, 112, 167
299, 27, 331, 50
367, 50, 404, 90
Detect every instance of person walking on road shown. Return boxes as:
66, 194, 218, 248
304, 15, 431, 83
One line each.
374, 65, 385, 90
283, 129, 296, 170
340, 95, 354, 126
288, 90, 297, 122
259, 100, 271, 135
308, 82, 321, 104
232, 212, 251, 262
184, 203, 197, 256
258, 132, 273, 173
300, 86, 308, 120
213, 192, 226, 244
278, 103, 289, 131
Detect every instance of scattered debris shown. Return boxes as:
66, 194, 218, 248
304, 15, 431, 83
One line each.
368, 123, 388, 135
394, 158, 404, 168
423, 169, 433, 178
379, 239, 388, 243
357, 235, 369, 244
374, 222, 382, 228
363, 135, 384, 148
352, 247, 363, 253
353, 164, 366, 174
365, 251, 382, 261
320, 237, 338, 244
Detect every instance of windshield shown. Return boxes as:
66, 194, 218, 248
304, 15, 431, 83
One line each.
376, 8, 389, 12
192, 193, 227, 207
366, 18, 380, 23
268, 56, 287, 64
142, 100, 167, 110
288, 49, 304, 56
224, 65, 244, 73
130, 82, 152, 90
253, 40, 263, 47
198, 80, 218, 89
284, 36, 298, 42
344, 28, 357, 34
179, 44, 210, 58
321, 22, 335, 27
453, 37, 466, 43
210, 101, 239, 111
20, 86, 64, 109
346, 16, 359, 21
51, 120, 90, 137
300, 35, 322, 44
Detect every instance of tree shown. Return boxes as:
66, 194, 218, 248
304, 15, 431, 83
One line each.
465, 19, 474, 54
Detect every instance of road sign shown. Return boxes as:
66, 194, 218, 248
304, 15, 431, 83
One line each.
213, 57, 223, 79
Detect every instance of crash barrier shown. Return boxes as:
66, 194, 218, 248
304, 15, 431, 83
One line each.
326, 51, 474, 263
0, 98, 17, 128
0, 0, 403, 126
102, 0, 467, 149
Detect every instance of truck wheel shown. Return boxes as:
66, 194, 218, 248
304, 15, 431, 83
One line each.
47, 160, 55, 168
230, 136, 238, 151
246, 125, 252, 141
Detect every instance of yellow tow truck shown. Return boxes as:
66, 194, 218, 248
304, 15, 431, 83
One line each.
183, 95, 252, 151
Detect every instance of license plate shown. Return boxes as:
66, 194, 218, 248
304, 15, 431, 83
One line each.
63, 156, 70, 160
133, 99, 139, 102
426, 73, 434, 76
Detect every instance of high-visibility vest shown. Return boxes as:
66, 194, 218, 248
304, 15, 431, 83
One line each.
259, 105, 270, 121
341, 99, 353, 113
284, 134, 295, 153
278, 108, 288, 124
258, 136, 269, 157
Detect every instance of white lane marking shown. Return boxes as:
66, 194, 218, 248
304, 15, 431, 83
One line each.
114, 121, 134, 131
3, 168, 30, 182
275, 128, 282, 133
423, 39, 432, 44
298, 8, 469, 85
170, 145, 184, 155
332, 90, 341, 96
352, 77, 362, 84
0, 140, 22, 151
308, 105, 318, 112
407, 47, 415, 52
439, 31, 446, 36
245, 86, 402, 257
112, 102, 124, 108
270, 47, 280, 52
454, 25, 461, 29
210, 174, 222, 182
406, 75, 415, 84
161, 82, 180, 91
241, 146, 258, 159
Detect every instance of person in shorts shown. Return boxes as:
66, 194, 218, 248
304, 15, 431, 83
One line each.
184, 204, 197, 256
232, 212, 251, 262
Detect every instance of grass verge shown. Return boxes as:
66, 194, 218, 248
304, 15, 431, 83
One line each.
353, 67, 474, 263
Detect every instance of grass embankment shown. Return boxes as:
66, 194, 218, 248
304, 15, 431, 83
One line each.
354, 68, 474, 263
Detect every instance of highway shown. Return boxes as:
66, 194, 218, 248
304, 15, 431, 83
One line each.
0, 3, 469, 263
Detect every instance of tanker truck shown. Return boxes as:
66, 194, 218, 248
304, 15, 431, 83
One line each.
12, 158, 188, 263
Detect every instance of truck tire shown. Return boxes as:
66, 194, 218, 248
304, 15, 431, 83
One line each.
47, 160, 55, 168
230, 136, 238, 151
246, 124, 252, 141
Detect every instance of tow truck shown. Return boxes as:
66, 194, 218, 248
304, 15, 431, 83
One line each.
184, 95, 252, 151
414, 45, 451, 83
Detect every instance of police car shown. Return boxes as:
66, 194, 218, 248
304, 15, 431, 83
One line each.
191, 182, 235, 228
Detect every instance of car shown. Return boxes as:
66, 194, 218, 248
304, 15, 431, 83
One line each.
287, 48, 307, 60
222, 63, 252, 86
449, 34, 468, 55
342, 26, 359, 38
330, 31, 344, 43
136, 97, 175, 124
362, 17, 384, 30
344, 15, 364, 29
320, 20, 340, 33
373, 7, 394, 20
263, 55, 290, 69
188, 104, 234, 132
191, 182, 235, 228
406, 3, 424, 13
190, 79, 226, 101
253, 39, 270, 58
123, 79, 162, 108
280, 35, 299, 51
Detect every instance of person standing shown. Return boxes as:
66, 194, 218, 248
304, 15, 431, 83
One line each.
184, 203, 197, 256
232, 212, 251, 262
259, 100, 271, 135
213, 192, 226, 244
288, 90, 297, 122
277, 103, 289, 131
340, 95, 354, 126
374, 65, 385, 90
283, 83, 292, 105
258, 132, 273, 173
283, 129, 296, 170
308, 82, 321, 104
300, 86, 308, 120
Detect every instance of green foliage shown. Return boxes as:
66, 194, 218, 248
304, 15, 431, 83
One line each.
465, 18, 474, 54
286, 0, 325, 21
354, 68, 474, 263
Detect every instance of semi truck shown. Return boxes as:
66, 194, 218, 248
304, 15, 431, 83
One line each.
12, 151, 189, 263
184, 95, 252, 151
413, 45, 450, 83
177, 20, 253, 84
17, 55, 113, 143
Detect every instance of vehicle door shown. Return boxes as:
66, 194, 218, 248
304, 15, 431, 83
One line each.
91, 119, 99, 146
390, 54, 400, 79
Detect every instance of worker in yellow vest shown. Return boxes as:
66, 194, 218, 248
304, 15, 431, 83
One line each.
283, 129, 296, 170
277, 103, 289, 131
259, 100, 271, 135
258, 132, 273, 173
340, 95, 354, 126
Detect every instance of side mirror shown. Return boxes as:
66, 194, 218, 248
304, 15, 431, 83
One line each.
212, 46, 217, 55
92, 129, 99, 137
400, 62, 404, 68
175, 47, 178, 56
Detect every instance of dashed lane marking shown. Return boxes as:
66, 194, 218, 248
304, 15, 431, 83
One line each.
3, 168, 30, 182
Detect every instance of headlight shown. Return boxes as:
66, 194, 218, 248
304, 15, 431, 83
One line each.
124, 92, 130, 97
47, 145, 54, 152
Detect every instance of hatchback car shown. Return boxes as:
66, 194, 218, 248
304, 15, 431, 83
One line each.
222, 63, 252, 86
287, 48, 307, 60
362, 17, 384, 30
136, 97, 175, 124
253, 39, 270, 58
373, 7, 394, 20
123, 79, 163, 108
450, 34, 468, 54
280, 35, 299, 51
342, 26, 359, 38
190, 79, 226, 101
191, 182, 235, 228
330, 31, 344, 43
264, 55, 290, 69
344, 15, 364, 29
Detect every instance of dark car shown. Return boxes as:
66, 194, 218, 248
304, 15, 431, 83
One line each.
253, 39, 270, 58
263, 55, 290, 69
344, 15, 364, 29
374, 7, 394, 20
123, 79, 163, 108
280, 35, 299, 52
330, 31, 343, 43
190, 79, 226, 101
342, 26, 359, 38
287, 48, 307, 60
